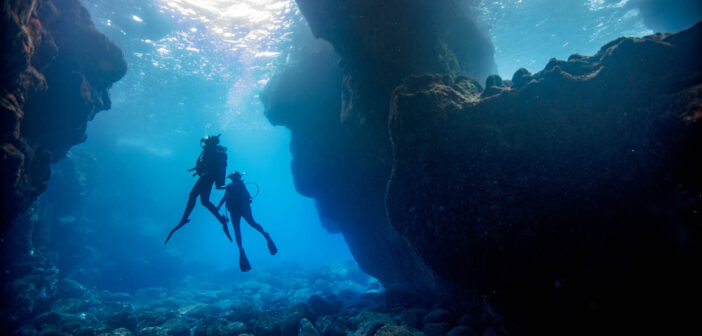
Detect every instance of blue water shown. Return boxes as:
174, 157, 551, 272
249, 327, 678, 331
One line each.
482, 0, 652, 78
53, 0, 353, 291
59, 0, 691, 291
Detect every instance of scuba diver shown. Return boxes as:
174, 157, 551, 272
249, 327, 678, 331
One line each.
217, 171, 277, 272
165, 134, 231, 244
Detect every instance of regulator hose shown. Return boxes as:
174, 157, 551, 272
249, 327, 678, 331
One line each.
245, 182, 260, 199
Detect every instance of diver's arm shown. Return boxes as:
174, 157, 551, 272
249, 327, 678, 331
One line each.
189, 150, 205, 174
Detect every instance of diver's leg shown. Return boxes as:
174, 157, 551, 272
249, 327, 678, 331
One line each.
231, 213, 243, 249
167, 179, 201, 244
242, 207, 277, 255
231, 213, 251, 272
241, 206, 265, 234
220, 211, 233, 242
239, 248, 251, 272
165, 220, 189, 245
200, 178, 227, 225
179, 178, 203, 222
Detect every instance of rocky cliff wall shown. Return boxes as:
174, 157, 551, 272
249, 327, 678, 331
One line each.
261, 40, 460, 304
0, 0, 126, 229
265, 0, 497, 304
271, 1, 702, 332
387, 24, 702, 333
295, 0, 495, 148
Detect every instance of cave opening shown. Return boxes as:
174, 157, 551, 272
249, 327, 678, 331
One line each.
2, 0, 701, 335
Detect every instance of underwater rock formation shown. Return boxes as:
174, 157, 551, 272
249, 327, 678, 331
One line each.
295, 0, 495, 145
265, 0, 495, 303
0, 0, 126, 229
630, 0, 702, 32
387, 23, 702, 333
273, 2, 702, 331
262, 40, 457, 303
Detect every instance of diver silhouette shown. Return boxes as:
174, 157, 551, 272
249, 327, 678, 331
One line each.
165, 134, 231, 244
217, 171, 277, 272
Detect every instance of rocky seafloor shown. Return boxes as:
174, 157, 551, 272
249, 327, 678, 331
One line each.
4, 262, 505, 336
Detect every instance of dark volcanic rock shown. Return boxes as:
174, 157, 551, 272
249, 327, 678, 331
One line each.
106, 310, 138, 332
262, 40, 454, 301
227, 302, 261, 322
56, 279, 87, 299
298, 318, 320, 336
374, 325, 422, 336
422, 322, 451, 336
263, 1, 496, 306
398, 307, 427, 329
348, 311, 396, 336
447, 326, 478, 336
387, 24, 702, 334
0, 0, 126, 228
280, 303, 315, 336
159, 318, 193, 336
295, 0, 494, 138
307, 295, 342, 317
193, 317, 245, 336
266, 1, 496, 302
135, 327, 166, 336
255, 310, 283, 336
421, 309, 451, 326
313, 316, 346, 336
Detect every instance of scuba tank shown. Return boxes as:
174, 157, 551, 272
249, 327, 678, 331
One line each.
214, 146, 227, 187
189, 134, 227, 185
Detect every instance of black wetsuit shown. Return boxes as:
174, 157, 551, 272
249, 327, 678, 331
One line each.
223, 179, 265, 247
183, 145, 226, 219
220, 178, 276, 271
165, 144, 229, 244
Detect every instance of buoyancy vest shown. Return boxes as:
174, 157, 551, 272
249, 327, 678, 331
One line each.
196, 145, 227, 187
225, 180, 251, 210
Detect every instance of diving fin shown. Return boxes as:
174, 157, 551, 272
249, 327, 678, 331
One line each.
222, 223, 233, 242
264, 232, 278, 255
165, 219, 190, 245
239, 249, 252, 272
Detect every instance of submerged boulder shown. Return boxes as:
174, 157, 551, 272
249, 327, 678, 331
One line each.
421, 309, 452, 326
298, 318, 320, 336
55, 279, 87, 299
446, 326, 478, 336
254, 310, 283, 336
159, 318, 194, 336
313, 316, 346, 336
398, 307, 427, 329
193, 317, 245, 336
374, 325, 423, 336
307, 295, 342, 317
